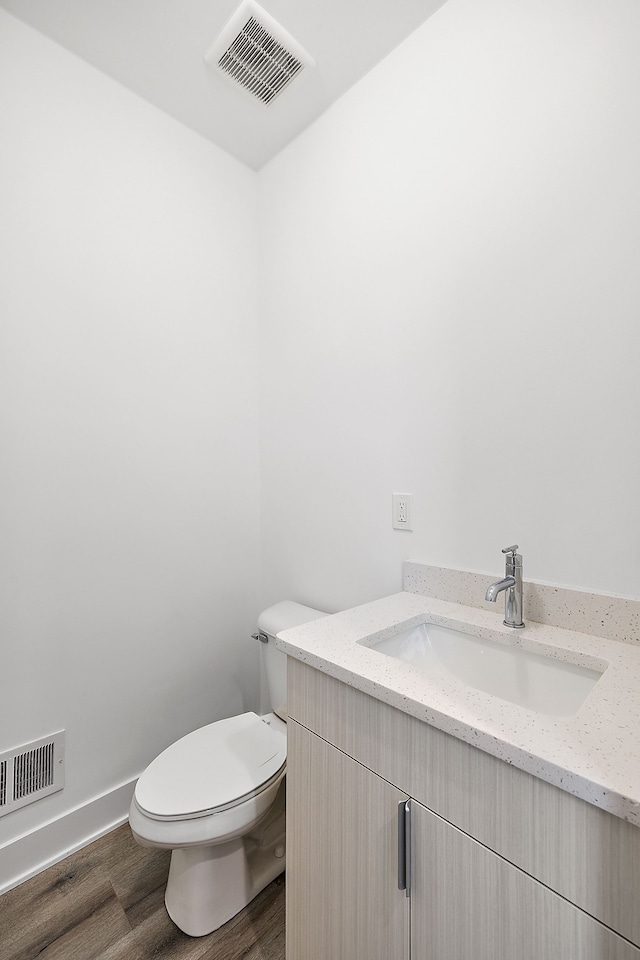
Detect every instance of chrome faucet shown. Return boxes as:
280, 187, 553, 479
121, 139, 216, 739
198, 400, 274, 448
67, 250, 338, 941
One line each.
485, 545, 525, 629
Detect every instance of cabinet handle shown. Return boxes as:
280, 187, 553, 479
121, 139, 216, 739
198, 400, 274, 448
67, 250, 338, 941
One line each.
397, 800, 406, 891
397, 799, 411, 897
404, 799, 412, 899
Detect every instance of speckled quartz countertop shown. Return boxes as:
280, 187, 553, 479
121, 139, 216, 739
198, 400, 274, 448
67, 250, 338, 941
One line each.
276, 591, 640, 827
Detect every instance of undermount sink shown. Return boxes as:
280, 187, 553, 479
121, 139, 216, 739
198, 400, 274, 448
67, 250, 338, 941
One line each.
366, 622, 605, 717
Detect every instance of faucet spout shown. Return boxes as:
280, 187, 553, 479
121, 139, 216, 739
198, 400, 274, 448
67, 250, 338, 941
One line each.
485, 576, 515, 602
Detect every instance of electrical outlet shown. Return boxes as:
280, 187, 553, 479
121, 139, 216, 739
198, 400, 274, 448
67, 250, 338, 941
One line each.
392, 494, 413, 531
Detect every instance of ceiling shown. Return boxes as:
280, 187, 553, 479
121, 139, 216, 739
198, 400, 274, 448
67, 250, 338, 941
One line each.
0, 0, 447, 169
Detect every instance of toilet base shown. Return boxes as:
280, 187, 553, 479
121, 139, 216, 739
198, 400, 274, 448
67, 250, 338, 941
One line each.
164, 809, 286, 937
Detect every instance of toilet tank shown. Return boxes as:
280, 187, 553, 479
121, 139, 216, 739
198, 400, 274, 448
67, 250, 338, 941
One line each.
256, 601, 327, 721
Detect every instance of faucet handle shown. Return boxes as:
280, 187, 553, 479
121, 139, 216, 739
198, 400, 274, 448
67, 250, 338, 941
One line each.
501, 544, 520, 556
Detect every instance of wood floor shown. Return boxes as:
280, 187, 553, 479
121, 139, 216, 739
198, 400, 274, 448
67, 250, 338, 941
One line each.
0, 824, 285, 960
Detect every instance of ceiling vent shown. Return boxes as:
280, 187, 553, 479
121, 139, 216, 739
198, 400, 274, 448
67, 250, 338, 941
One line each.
204, 0, 315, 105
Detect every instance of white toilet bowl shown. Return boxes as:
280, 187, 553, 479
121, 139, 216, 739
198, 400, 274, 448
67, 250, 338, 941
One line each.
129, 600, 327, 937
130, 711, 287, 936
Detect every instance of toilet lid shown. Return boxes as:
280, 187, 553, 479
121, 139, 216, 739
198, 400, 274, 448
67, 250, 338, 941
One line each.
134, 712, 286, 821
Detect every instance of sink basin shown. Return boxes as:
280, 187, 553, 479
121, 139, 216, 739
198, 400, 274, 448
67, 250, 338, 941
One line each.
367, 622, 605, 717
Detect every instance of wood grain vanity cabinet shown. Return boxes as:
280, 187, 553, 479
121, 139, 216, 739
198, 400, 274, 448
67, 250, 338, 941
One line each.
286, 659, 640, 960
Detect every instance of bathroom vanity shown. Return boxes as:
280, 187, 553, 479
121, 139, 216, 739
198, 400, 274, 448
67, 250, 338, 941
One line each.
277, 576, 640, 960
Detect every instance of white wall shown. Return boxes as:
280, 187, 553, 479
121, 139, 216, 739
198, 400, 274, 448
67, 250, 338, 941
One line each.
0, 10, 261, 863
258, 0, 640, 611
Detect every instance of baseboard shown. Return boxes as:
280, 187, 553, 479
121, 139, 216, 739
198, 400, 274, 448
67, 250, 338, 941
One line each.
0, 778, 137, 895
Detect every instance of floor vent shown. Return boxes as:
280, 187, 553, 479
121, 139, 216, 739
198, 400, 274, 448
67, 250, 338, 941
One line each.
0, 732, 64, 818
204, 0, 315, 105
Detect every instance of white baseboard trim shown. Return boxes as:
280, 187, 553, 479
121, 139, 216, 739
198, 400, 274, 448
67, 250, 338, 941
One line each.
0, 778, 137, 895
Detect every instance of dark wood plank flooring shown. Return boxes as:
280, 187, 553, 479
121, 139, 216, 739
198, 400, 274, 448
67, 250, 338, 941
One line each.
0, 824, 285, 960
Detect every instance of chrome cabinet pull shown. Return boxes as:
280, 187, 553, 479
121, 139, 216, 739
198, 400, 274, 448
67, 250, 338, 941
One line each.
404, 799, 412, 898
398, 799, 411, 896
397, 800, 406, 891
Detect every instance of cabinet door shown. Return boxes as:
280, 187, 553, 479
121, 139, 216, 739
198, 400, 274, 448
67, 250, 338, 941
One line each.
411, 800, 640, 960
286, 719, 410, 960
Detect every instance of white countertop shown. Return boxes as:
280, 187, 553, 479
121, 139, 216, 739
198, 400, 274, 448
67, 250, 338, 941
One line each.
276, 591, 640, 827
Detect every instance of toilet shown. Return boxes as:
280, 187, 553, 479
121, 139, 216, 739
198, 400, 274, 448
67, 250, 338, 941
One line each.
128, 601, 326, 937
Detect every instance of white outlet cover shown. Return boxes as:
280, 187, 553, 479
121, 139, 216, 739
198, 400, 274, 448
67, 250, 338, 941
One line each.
392, 494, 413, 531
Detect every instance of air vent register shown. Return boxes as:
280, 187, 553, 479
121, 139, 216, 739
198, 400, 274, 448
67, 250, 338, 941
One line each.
205, 0, 315, 105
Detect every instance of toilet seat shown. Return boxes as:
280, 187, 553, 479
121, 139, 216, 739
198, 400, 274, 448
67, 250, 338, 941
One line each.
134, 712, 286, 821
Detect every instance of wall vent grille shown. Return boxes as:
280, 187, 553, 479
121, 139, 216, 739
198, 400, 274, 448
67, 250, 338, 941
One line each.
13, 742, 55, 800
0, 732, 64, 818
0, 760, 6, 808
205, 0, 314, 105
